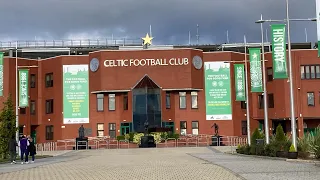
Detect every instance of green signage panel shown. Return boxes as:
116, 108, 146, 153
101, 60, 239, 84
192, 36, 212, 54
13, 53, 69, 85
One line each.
0, 52, 3, 96
249, 48, 263, 92
234, 64, 246, 101
271, 24, 288, 79
204, 62, 232, 120
63, 65, 89, 124
18, 69, 29, 107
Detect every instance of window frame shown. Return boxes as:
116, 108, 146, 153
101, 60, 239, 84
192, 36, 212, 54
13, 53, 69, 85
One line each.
241, 121, 248, 135
191, 121, 199, 135
45, 73, 53, 88
108, 94, 116, 111
307, 92, 315, 106
191, 91, 198, 109
123, 93, 128, 110
179, 92, 186, 109
45, 99, 54, 114
180, 121, 187, 135
268, 94, 274, 108
30, 100, 36, 115
30, 74, 36, 88
45, 125, 54, 140
258, 94, 264, 109
96, 94, 104, 112
97, 123, 104, 137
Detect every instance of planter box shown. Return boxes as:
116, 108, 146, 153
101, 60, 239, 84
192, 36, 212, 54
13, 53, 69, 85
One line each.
276, 151, 287, 158
287, 152, 298, 159
298, 152, 310, 159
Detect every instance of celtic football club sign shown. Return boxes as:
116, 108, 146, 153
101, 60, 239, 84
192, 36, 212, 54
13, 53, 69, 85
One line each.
271, 24, 288, 79
234, 64, 246, 101
249, 48, 263, 92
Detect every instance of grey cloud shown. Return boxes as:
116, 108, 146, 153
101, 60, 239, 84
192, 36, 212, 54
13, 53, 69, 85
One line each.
0, 0, 317, 44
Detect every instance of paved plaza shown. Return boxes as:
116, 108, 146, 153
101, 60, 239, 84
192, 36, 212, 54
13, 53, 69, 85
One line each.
0, 147, 319, 180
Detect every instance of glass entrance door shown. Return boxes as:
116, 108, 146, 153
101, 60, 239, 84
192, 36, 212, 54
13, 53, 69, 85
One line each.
162, 122, 174, 133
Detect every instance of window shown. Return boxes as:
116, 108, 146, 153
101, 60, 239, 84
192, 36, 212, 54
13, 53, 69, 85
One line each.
192, 121, 199, 135
45, 99, 54, 114
180, 121, 187, 135
241, 101, 246, 109
191, 92, 198, 109
311, 66, 316, 79
241, 121, 248, 135
45, 125, 54, 140
123, 93, 128, 110
45, 73, 53, 87
97, 94, 104, 111
30, 74, 36, 88
258, 94, 264, 109
20, 108, 26, 114
109, 123, 116, 138
108, 94, 116, 111
30, 100, 36, 115
307, 92, 315, 106
179, 92, 186, 109
268, 94, 274, 108
165, 92, 171, 109
316, 66, 320, 78
300, 65, 320, 80
267, 68, 273, 81
97, 123, 104, 137
305, 66, 310, 79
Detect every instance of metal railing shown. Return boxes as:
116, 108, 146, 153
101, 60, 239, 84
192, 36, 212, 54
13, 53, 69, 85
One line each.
0, 38, 143, 49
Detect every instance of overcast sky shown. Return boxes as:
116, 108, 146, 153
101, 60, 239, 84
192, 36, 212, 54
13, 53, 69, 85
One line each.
0, 0, 317, 45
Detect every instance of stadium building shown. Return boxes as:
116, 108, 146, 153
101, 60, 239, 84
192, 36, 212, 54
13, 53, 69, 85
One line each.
0, 36, 319, 143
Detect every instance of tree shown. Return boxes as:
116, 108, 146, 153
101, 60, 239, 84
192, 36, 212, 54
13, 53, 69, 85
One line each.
0, 94, 17, 158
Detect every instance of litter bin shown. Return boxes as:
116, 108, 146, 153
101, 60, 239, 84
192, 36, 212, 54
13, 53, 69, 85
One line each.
256, 139, 264, 155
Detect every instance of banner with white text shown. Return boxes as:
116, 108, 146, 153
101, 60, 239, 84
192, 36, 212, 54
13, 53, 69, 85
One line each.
63, 65, 89, 124
234, 64, 246, 101
271, 24, 288, 79
18, 69, 29, 107
205, 62, 232, 120
249, 48, 263, 92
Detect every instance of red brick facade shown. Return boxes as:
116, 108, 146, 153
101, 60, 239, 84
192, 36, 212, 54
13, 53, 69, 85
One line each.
1, 48, 319, 143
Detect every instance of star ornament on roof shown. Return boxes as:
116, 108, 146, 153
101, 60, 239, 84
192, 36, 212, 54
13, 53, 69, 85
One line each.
142, 33, 153, 46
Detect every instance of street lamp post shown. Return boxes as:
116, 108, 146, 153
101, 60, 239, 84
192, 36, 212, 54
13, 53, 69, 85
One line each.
255, 1, 316, 151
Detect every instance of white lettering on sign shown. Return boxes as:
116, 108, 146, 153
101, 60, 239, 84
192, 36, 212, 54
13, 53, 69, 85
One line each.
103, 58, 189, 67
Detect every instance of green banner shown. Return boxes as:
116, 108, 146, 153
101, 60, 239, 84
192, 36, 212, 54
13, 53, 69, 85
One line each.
0, 52, 3, 96
249, 48, 263, 92
234, 64, 246, 101
204, 62, 232, 120
63, 65, 89, 124
18, 69, 29, 107
271, 24, 288, 79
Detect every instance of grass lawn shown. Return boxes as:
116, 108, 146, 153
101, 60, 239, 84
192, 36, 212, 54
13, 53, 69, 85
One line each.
0, 155, 52, 164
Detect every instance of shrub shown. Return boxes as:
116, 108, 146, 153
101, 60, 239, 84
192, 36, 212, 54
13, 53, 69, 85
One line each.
133, 133, 144, 144
244, 144, 251, 155
250, 128, 264, 155
128, 132, 136, 142
238, 145, 245, 154
289, 144, 296, 152
168, 133, 179, 139
275, 124, 286, 142
116, 135, 125, 141
297, 135, 310, 153
150, 132, 163, 144
124, 134, 130, 141
308, 127, 320, 159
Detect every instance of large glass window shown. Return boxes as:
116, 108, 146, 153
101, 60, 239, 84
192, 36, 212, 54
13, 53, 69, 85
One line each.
191, 92, 198, 109
97, 94, 104, 111
109, 123, 116, 138
108, 94, 116, 111
179, 92, 186, 109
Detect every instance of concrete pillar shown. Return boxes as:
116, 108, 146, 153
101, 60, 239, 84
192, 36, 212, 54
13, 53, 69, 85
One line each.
9, 49, 13, 57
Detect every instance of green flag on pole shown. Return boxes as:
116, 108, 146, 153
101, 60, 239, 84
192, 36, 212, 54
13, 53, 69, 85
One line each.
19, 69, 29, 107
234, 64, 246, 101
0, 52, 3, 96
316, 0, 320, 57
271, 24, 288, 79
249, 48, 263, 92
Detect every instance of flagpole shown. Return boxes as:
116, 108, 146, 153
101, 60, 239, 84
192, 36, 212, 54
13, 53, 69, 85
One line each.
244, 35, 251, 145
260, 14, 270, 144
15, 41, 19, 155
286, 0, 297, 151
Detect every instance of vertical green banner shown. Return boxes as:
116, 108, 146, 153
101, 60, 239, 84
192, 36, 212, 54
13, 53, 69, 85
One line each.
271, 24, 288, 79
18, 69, 29, 107
63, 65, 89, 124
204, 62, 232, 120
249, 48, 263, 92
0, 52, 3, 96
234, 64, 246, 101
